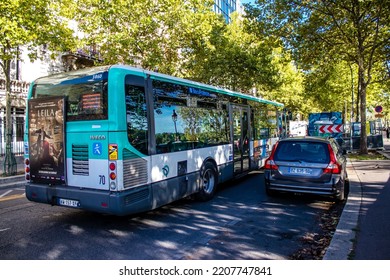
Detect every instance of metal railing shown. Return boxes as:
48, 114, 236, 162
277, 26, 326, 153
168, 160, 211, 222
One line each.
0, 140, 24, 156
0, 117, 26, 157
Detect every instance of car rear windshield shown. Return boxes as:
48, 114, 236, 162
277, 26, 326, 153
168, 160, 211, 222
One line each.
274, 141, 330, 163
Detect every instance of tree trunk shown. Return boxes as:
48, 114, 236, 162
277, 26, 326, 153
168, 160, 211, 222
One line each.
3, 60, 17, 176
358, 63, 368, 154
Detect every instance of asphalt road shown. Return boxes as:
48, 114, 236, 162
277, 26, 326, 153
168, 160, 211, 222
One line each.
0, 171, 338, 260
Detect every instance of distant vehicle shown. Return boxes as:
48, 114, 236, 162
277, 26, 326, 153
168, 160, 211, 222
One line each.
264, 136, 348, 201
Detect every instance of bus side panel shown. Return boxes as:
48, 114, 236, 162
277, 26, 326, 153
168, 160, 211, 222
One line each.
151, 172, 200, 209
149, 144, 233, 207
150, 144, 232, 183
252, 139, 268, 168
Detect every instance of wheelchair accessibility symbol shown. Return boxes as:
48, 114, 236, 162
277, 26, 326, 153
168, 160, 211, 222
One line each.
93, 143, 102, 155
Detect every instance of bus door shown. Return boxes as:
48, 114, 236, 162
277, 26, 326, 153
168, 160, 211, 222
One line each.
231, 104, 250, 175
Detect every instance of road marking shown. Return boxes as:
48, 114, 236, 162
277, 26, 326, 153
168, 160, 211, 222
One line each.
0, 190, 13, 198
0, 228, 11, 232
0, 193, 25, 202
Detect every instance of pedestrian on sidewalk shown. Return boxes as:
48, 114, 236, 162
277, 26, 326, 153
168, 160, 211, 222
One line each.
386, 126, 389, 139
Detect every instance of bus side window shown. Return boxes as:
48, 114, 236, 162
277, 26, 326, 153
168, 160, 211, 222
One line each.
125, 75, 148, 155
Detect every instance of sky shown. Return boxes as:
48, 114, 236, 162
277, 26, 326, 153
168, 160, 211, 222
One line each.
240, 0, 256, 4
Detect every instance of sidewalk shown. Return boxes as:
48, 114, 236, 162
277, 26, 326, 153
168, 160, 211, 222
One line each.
0, 155, 25, 189
324, 137, 390, 259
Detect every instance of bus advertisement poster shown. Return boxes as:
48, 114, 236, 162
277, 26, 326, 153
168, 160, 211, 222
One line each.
28, 96, 66, 184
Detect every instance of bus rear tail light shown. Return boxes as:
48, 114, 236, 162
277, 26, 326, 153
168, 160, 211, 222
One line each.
109, 172, 117, 180
109, 162, 116, 171
108, 153, 117, 190
25, 158, 31, 181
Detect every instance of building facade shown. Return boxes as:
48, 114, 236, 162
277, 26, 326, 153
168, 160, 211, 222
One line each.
214, 0, 242, 22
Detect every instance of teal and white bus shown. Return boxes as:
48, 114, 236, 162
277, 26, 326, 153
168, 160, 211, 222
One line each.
24, 65, 283, 215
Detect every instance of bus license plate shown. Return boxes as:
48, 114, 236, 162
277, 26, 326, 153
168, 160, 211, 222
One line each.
58, 198, 80, 208
289, 167, 312, 175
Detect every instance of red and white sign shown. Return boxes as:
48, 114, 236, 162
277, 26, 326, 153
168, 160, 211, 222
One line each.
319, 124, 343, 133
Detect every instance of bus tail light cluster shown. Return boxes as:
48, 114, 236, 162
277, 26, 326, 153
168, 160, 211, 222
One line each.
109, 162, 117, 190
25, 158, 30, 181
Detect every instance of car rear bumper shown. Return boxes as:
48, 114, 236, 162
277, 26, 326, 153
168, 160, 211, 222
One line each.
265, 177, 344, 197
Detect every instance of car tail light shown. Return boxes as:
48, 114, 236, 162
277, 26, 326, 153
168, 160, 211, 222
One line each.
264, 142, 279, 170
324, 144, 342, 174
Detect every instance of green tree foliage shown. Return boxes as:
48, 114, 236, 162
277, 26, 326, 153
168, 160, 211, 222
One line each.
263, 48, 308, 119
74, 1, 281, 95
185, 12, 279, 93
0, 0, 76, 175
245, 0, 390, 153
74, 0, 221, 76
304, 62, 354, 113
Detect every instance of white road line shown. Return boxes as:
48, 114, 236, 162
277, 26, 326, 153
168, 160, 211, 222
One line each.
0, 190, 13, 198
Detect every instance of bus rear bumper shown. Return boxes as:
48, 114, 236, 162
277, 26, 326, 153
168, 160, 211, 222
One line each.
25, 183, 152, 216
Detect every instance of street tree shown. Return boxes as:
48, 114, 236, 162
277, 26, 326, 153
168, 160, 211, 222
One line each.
245, 0, 390, 154
185, 12, 279, 93
304, 62, 355, 115
74, 0, 221, 76
74, 1, 281, 94
261, 48, 308, 119
0, 0, 76, 175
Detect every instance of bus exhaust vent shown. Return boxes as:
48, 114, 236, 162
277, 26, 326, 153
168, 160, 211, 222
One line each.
124, 187, 150, 205
123, 149, 148, 188
72, 144, 89, 176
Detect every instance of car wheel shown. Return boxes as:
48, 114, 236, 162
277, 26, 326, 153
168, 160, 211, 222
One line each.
195, 161, 218, 201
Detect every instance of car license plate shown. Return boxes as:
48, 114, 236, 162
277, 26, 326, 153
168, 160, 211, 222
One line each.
58, 198, 80, 208
289, 167, 312, 175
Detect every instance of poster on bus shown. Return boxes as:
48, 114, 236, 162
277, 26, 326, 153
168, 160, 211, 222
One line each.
28, 96, 66, 184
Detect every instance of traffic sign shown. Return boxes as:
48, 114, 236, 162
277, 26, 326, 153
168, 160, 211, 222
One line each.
318, 124, 344, 133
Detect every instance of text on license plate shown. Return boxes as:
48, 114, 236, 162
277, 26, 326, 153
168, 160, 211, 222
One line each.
58, 198, 80, 208
289, 167, 312, 175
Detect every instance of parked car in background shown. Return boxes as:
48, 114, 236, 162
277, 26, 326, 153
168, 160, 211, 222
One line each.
264, 136, 348, 201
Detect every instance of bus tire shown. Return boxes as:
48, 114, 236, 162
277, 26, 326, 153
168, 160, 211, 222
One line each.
196, 161, 218, 201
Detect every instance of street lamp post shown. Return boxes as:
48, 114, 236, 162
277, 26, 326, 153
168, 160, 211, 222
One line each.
172, 109, 178, 141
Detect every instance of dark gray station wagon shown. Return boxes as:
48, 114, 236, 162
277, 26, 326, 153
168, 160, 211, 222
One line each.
264, 136, 348, 201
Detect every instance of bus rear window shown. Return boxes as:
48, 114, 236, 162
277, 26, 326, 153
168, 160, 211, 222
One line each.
32, 70, 108, 121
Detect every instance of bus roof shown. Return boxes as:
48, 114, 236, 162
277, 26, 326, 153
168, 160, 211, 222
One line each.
113, 65, 284, 108
34, 64, 284, 108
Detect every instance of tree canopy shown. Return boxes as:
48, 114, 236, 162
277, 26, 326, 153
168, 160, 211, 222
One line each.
245, 0, 390, 153
0, 0, 76, 174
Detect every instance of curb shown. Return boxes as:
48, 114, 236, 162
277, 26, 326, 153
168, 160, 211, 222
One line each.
377, 150, 390, 159
322, 159, 361, 260
0, 174, 25, 190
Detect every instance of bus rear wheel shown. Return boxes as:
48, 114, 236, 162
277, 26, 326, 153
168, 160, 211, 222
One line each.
195, 161, 218, 201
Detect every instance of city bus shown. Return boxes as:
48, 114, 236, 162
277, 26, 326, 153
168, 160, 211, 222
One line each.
24, 65, 284, 216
